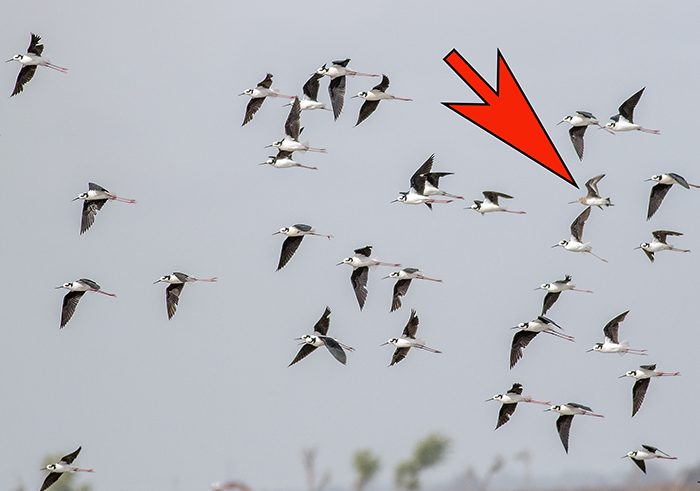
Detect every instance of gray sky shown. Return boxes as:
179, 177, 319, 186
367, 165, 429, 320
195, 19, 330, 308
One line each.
1, 1, 699, 490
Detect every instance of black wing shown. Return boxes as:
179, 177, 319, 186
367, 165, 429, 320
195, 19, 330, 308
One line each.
328, 76, 346, 120
410, 155, 434, 195
642, 444, 668, 456
166, 283, 185, 319
373, 74, 390, 92
618, 87, 645, 123
80, 199, 108, 234
585, 174, 604, 198
667, 172, 690, 189
61, 291, 86, 328
60, 446, 82, 464
402, 310, 419, 338
284, 97, 302, 140
333, 58, 351, 67
647, 183, 672, 220
351, 266, 369, 310
567, 402, 594, 412
242, 97, 265, 126
510, 331, 538, 369
576, 110, 595, 119
391, 279, 412, 312
425, 172, 453, 188
257, 73, 273, 89
496, 402, 518, 430
569, 125, 587, 161
354, 245, 372, 257
11, 64, 37, 97
652, 230, 682, 243
28, 33, 44, 55
483, 191, 513, 205
556, 414, 574, 453
632, 378, 651, 417
643, 248, 655, 263
355, 99, 380, 126
570, 206, 591, 243
603, 310, 629, 344
541, 291, 561, 316
632, 457, 646, 474
277, 235, 303, 271
313, 306, 331, 336
40, 473, 62, 491
321, 336, 347, 364
302, 73, 322, 101
288, 343, 318, 367
88, 182, 109, 192
640, 364, 657, 370
390, 347, 410, 366
508, 383, 523, 395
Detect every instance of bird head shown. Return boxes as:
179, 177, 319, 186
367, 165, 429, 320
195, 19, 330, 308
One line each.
637, 242, 651, 250
553, 240, 568, 248
44, 463, 57, 471
544, 405, 559, 412
55, 282, 72, 290
260, 157, 275, 166
646, 175, 662, 183
316, 64, 328, 75
381, 338, 399, 347
557, 115, 572, 125
153, 276, 169, 284
273, 227, 290, 236
6, 55, 22, 63
239, 88, 254, 96
391, 194, 408, 204
301, 334, 316, 345
619, 370, 636, 379
536, 283, 550, 291
512, 322, 528, 330
486, 394, 503, 402
337, 257, 353, 266
587, 343, 603, 352
73, 192, 89, 201
382, 271, 401, 280
603, 121, 615, 130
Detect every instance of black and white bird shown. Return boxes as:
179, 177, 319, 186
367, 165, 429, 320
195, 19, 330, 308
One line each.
636, 230, 690, 262
316, 59, 378, 120
381, 310, 441, 366
510, 316, 574, 369
393, 157, 458, 208
338, 246, 400, 310
619, 364, 681, 417
623, 445, 677, 473
557, 111, 602, 160
73, 182, 136, 234
261, 149, 317, 170
569, 174, 613, 208
646, 173, 700, 220
485, 383, 550, 430
273, 224, 333, 271
40, 447, 94, 491
383, 268, 442, 312
7, 33, 67, 97
289, 307, 354, 366
56, 279, 115, 328
545, 403, 604, 453
535, 275, 593, 316
267, 97, 326, 153
239, 73, 293, 126
469, 191, 525, 215
587, 311, 647, 355
553, 206, 608, 262
154, 272, 217, 319
603, 88, 659, 134
352, 74, 412, 126
296, 73, 331, 111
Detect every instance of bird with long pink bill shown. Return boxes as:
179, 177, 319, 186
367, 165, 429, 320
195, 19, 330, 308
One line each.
40, 447, 93, 491
74, 182, 136, 234
154, 272, 217, 319
7, 33, 67, 97
56, 279, 116, 329
486, 383, 550, 430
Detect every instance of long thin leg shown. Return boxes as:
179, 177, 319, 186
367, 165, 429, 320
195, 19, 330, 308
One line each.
192, 277, 217, 282
587, 251, 608, 263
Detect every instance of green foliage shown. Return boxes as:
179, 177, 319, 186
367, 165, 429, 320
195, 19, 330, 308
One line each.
353, 449, 381, 491
394, 433, 451, 490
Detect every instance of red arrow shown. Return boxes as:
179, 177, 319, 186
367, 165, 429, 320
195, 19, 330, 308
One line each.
442, 49, 577, 187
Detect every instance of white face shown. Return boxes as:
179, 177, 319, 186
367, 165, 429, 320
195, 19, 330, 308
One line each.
358, 91, 368, 97
342, 258, 353, 265
317, 65, 327, 75
63, 282, 72, 288
470, 204, 478, 210
302, 334, 316, 344
558, 240, 568, 247
159, 276, 169, 282
279, 227, 289, 234
389, 272, 400, 278
604, 121, 614, 129
396, 195, 407, 203
244, 88, 253, 96
46, 463, 57, 470
625, 371, 636, 377
651, 175, 661, 182
540, 283, 550, 289
641, 242, 650, 249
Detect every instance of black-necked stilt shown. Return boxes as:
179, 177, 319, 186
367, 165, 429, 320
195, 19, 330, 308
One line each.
338, 246, 401, 310
73, 182, 136, 234
382, 268, 442, 312
646, 173, 699, 220
486, 383, 550, 430
569, 174, 613, 209
40, 447, 93, 491
239, 73, 293, 126
268, 97, 326, 153
588, 310, 647, 355
636, 230, 690, 262
316, 59, 378, 120
154, 272, 217, 319
553, 207, 608, 262
56, 279, 115, 328
558, 111, 602, 160
381, 310, 441, 366
623, 445, 677, 474
545, 403, 604, 453
603, 88, 659, 134
289, 306, 354, 366
535, 275, 593, 316
469, 191, 525, 215
273, 224, 333, 271
510, 316, 574, 369
7, 33, 67, 97
296, 73, 331, 111
619, 364, 680, 417
352, 74, 412, 126
260, 150, 317, 170
392, 189, 453, 208
392, 155, 460, 209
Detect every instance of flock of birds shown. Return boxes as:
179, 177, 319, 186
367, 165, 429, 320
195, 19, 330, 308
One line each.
7, 31, 697, 489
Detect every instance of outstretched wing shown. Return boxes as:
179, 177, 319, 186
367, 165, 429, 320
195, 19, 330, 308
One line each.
652, 230, 682, 244
61, 291, 86, 328
166, 283, 185, 319
510, 331, 538, 369
40, 473, 62, 491
373, 74, 390, 92
355, 99, 379, 126
632, 457, 646, 474
390, 347, 410, 366
569, 125, 587, 161
391, 279, 412, 312
556, 414, 574, 453
80, 199, 108, 234
302, 73, 322, 101
284, 97, 302, 140
11, 65, 37, 97
496, 402, 518, 430
570, 206, 591, 243
632, 378, 650, 417
277, 235, 304, 271
647, 183, 672, 220
242, 97, 265, 126
328, 76, 346, 120
603, 310, 629, 344
321, 336, 347, 364
60, 446, 82, 464
351, 267, 369, 310
483, 191, 513, 205
313, 306, 331, 336
618, 87, 645, 123
402, 310, 419, 338
257, 73, 273, 89
288, 344, 317, 367
541, 291, 561, 316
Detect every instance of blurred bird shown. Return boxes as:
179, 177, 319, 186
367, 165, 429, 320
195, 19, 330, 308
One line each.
211, 482, 252, 491
352, 74, 412, 126
267, 97, 326, 153
273, 224, 333, 271
619, 364, 680, 417
7, 33, 67, 97
338, 246, 400, 310
535, 275, 593, 316
383, 268, 442, 312
289, 307, 354, 366
603, 88, 659, 134
545, 403, 604, 453
40, 447, 93, 491
569, 174, 613, 208
154, 272, 217, 319
56, 279, 116, 328
261, 150, 317, 170
646, 173, 699, 220
381, 310, 441, 366
558, 111, 602, 160
469, 191, 525, 215
240, 73, 294, 126
623, 445, 677, 473
486, 383, 550, 430
553, 206, 608, 262
316, 58, 378, 120
636, 230, 690, 262
510, 316, 574, 369
588, 310, 647, 355
73, 182, 136, 234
